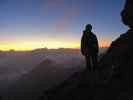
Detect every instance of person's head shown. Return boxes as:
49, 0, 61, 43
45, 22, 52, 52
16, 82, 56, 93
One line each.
121, 0, 133, 28
85, 24, 92, 31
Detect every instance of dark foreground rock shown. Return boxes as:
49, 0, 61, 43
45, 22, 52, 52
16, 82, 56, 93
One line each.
39, 69, 107, 100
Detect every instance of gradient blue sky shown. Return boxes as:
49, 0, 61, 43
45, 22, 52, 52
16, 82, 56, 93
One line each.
0, 0, 126, 50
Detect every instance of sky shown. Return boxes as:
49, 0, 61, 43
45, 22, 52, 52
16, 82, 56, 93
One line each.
0, 0, 126, 50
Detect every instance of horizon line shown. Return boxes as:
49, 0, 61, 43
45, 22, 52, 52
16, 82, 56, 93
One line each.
0, 46, 109, 52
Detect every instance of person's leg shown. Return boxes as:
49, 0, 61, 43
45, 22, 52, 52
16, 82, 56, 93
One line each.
91, 54, 98, 71
85, 55, 91, 71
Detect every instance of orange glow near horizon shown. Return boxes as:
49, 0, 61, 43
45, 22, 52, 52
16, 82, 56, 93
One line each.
0, 40, 110, 51
0, 41, 79, 51
99, 39, 110, 48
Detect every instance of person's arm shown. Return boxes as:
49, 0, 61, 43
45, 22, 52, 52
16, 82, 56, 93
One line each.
95, 36, 99, 54
92, 34, 99, 54
81, 34, 86, 55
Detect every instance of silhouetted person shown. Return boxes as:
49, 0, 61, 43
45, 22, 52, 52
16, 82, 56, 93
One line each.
81, 24, 99, 71
99, 0, 133, 99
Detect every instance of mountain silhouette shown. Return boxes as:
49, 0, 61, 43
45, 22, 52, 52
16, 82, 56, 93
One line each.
3, 59, 54, 100
3, 57, 81, 100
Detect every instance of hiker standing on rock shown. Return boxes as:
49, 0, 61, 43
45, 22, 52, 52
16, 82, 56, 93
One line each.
81, 24, 99, 71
